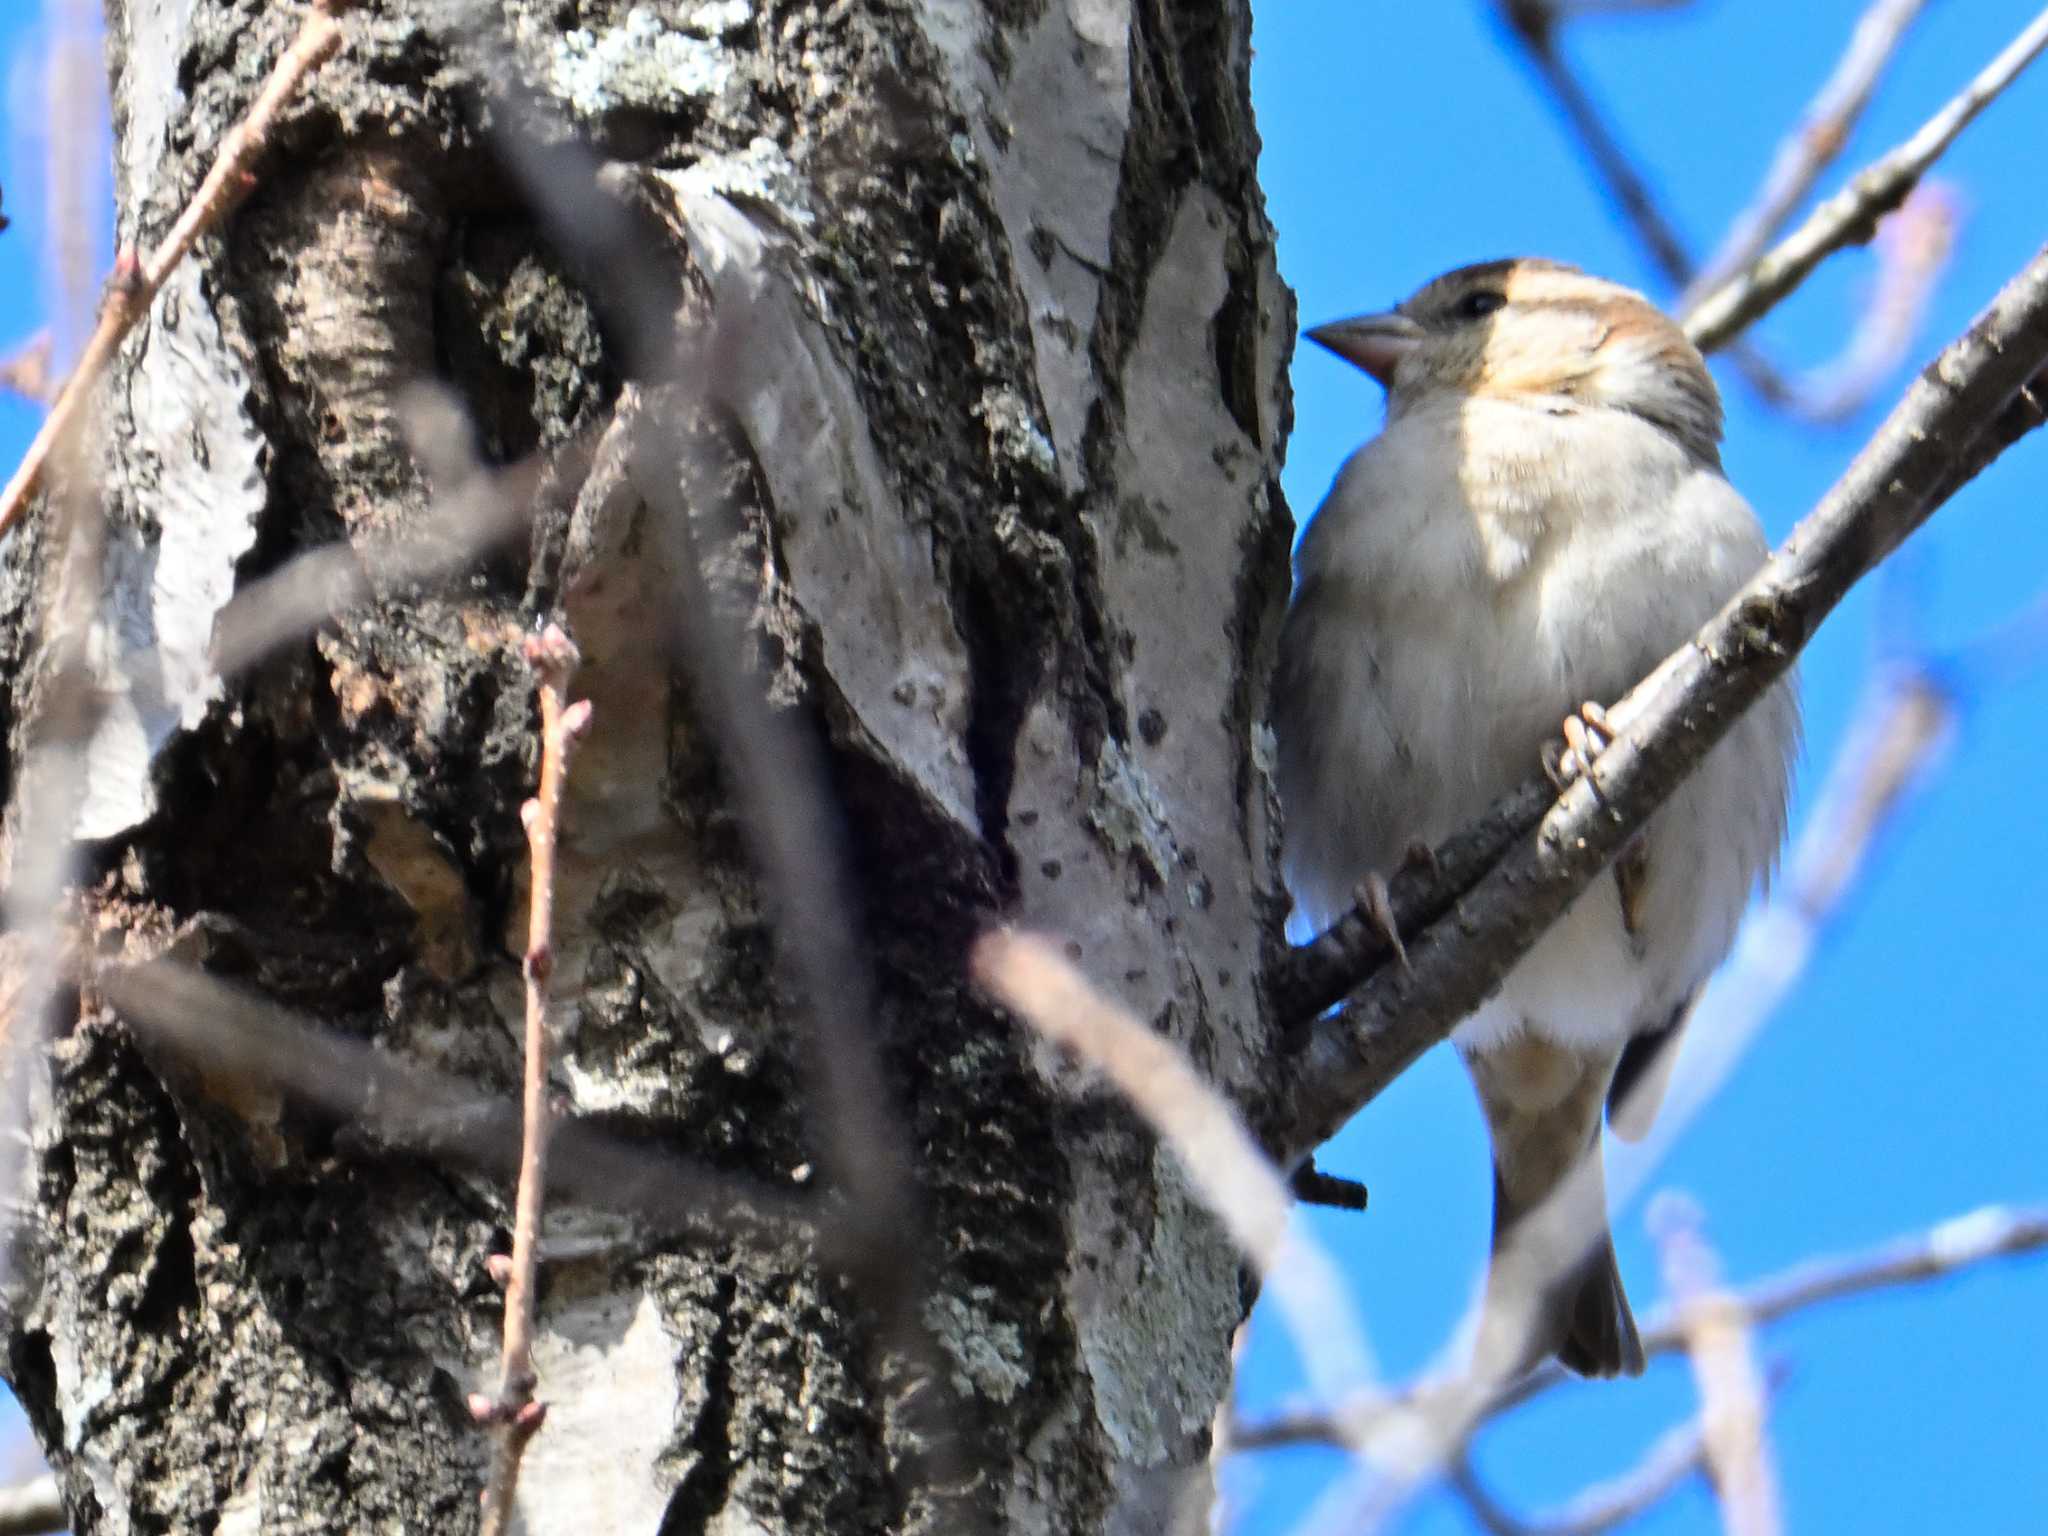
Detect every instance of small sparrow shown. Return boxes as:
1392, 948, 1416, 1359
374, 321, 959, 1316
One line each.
1272, 260, 1798, 1378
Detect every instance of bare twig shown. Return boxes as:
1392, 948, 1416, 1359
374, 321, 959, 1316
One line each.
973, 931, 1376, 1399
1685, 6, 2048, 353
1231, 1202, 2048, 1453
1742, 181, 1957, 423
0, 3, 346, 543
1274, 243, 2048, 1166
1651, 1196, 1781, 1536
473, 623, 591, 1536
209, 384, 550, 676
476, 84, 984, 1519
1684, 0, 1931, 309
1497, 0, 1694, 289
0, 1473, 62, 1536
97, 956, 812, 1241
1447, 1363, 1791, 1536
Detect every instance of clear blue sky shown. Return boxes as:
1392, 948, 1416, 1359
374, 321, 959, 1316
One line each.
1239, 3, 2048, 1534
0, 5, 2040, 1533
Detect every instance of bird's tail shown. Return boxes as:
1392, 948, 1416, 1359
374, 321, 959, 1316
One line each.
1471, 1060, 1646, 1380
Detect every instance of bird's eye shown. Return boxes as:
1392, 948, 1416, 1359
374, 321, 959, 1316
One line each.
1453, 291, 1506, 322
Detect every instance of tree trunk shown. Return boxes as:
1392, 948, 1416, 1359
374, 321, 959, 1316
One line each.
0, 1, 1295, 1531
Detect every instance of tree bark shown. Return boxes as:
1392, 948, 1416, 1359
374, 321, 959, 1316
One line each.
0, 1, 1295, 1531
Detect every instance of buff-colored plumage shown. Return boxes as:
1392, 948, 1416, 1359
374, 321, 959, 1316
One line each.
1274, 260, 1798, 1378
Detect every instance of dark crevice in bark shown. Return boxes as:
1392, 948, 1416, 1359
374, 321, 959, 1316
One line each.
658, 1272, 741, 1534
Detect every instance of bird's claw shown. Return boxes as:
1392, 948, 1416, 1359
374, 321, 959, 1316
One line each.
1545, 700, 1617, 793
1352, 871, 1412, 975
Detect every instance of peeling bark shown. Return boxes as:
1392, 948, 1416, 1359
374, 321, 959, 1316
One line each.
0, 2, 1295, 1531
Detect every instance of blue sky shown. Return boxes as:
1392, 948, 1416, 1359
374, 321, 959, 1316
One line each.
1240, 3, 2048, 1534
0, 4, 2040, 1533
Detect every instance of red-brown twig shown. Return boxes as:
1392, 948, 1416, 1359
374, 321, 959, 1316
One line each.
473, 623, 591, 1536
0, 3, 346, 542
1685, 5, 2048, 353
1683, 0, 1930, 310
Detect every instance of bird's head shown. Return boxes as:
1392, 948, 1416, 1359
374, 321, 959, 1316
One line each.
1307, 259, 1723, 462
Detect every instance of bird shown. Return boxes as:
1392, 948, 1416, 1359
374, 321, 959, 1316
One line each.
1271, 259, 1798, 1379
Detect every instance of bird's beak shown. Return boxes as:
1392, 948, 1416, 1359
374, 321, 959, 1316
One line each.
1305, 312, 1425, 387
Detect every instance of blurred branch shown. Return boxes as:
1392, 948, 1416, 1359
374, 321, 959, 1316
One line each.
0, 333, 54, 404
1684, 0, 1930, 308
0, 1474, 62, 1536
1685, 6, 2048, 353
477, 76, 985, 1521
1733, 182, 1956, 423
474, 624, 592, 1536
1496, 0, 1694, 289
974, 931, 1376, 1400
0, 2, 346, 543
1447, 1362, 1791, 1536
95, 957, 814, 1242
1233, 1202, 2048, 1453
1651, 1196, 1781, 1536
1272, 241, 2048, 1168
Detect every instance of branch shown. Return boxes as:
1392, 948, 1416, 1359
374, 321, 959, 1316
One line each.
974, 932, 1376, 1401
1270, 241, 2048, 1167
0, 1475, 62, 1536
1684, 6, 2048, 353
1232, 1202, 2048, 1452
97, 956, 813, 1242
1497, 0, 1694, 289
0, 2, 346, 543
1447, 1363, 1791, 1536
1651, 1197, 1781, 1536
473, 625, 591, 1535
1683, 0, 1930, 309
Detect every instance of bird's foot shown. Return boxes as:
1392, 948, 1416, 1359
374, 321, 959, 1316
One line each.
1542, 700, 1619, 794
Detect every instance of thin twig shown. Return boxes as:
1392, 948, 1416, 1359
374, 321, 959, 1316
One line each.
1651, 1196, 1781, 1536
1685, 6, 2048, 353
1273, 243, 2048, 1166
475, 86, 991, 1519
1744, 182, 1957, 423
1447, 1363, 1791, 1536
0, 2, 346, 543
474, 623, 591, 1536
973, 932, 1377, 1399
1683, 0, 1930, 309
96, 956, 809, 1242
1231, 1202, 2048, 1452
1497, 0, 1694, 289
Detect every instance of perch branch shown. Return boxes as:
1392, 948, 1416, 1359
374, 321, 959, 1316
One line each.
1270, 242, 2048, 1168
0, 3, 346, 542
1684, 5, 2048, 353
